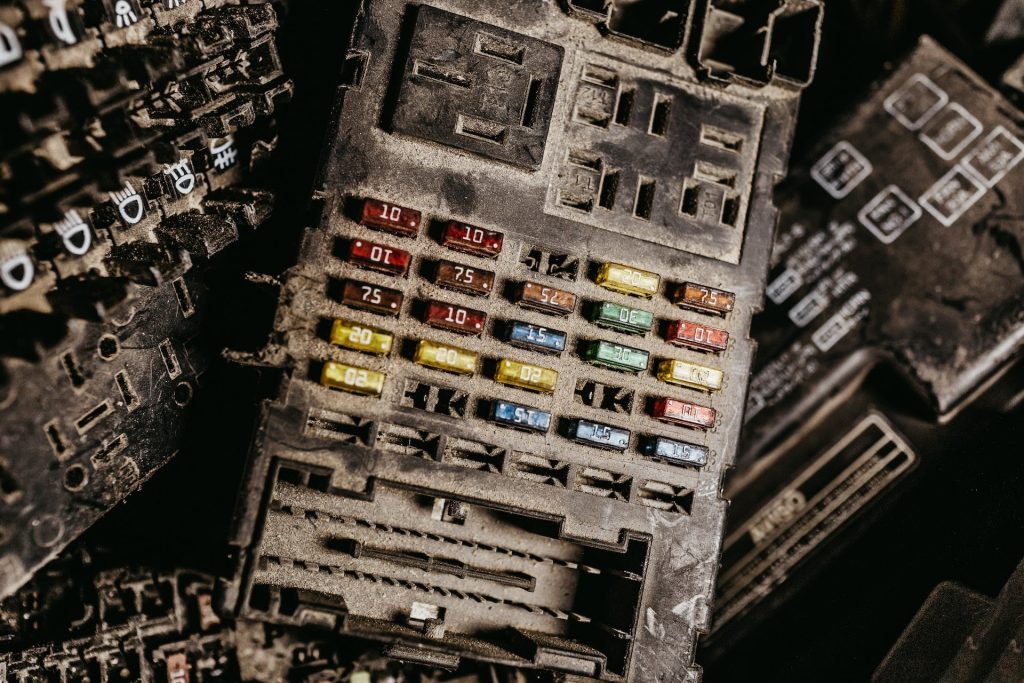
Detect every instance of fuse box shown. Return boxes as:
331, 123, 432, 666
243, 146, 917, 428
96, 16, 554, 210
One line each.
228, 1, 822, 680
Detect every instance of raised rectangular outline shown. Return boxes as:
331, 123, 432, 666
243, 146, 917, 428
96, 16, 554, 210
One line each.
810, 141, 873, 199
918, 163, 987, 227
918, 102, 983, 161
883, 73, 949, 131
962, 125, 1024, 188
857, 184, 923, 244
716, 411, 917, 628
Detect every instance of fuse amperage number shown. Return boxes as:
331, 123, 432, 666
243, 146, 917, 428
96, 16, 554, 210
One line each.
329, 318, 393, 355
665, 320, 730, 353
434, 260, 494, 297
505, 321, 567, 354
423, 300, 487, 335
642, 436, 709, 467
516, 281, 577, 316
360, 198, 421, 236
651, 397, 717, 430
340, 281, 403, 316
490, 399, 552, 433
347, 239, 411, 276
414, 339, 478, 375
494, 359, 559, 393
596, 262, 661, 298
657, 359, 724, 392
571, 419, 631, 451
442, 221, 504, 258
673, 283, 736, 316
320, 361, 386, 397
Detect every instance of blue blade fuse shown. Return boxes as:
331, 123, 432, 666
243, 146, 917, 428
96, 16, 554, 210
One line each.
642, 437, 709, 468
490, 400, 552, 433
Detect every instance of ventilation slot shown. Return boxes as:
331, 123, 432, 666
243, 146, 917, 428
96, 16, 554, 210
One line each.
581, 64, 618, 88
44, 421, 68, 459
700, 124, 744, 152
634, 177, 656, 220
475, 32, 525, 65
75, 401, 112, 434
694, 161, 737, 187
61, 351, 85, 388
158, 339, 181, 379
91, 433, 128, 469
0, 460, 21, 503
414, 60, 471, 88
598, 171, 620, 210
115, 370, 139, 412
614, 89, 634, 126
648, 95, 672, 136
172, 278, 194, 317
456, 114, 507, 145
521, 77, 542, 128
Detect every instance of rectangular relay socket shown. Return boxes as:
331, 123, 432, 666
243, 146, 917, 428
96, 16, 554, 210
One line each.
229, 1, 822, 680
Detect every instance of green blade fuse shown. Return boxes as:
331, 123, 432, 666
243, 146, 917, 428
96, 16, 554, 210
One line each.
580, 340, 650, 373
589, 300, 654, 335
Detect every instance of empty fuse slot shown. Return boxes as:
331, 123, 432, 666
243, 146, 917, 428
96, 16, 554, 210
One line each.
456, 114, 508, 145
444, 438, 506, 474
376, 423, 441, 460
114, 370, 139, 412
475, 32, 526, 65
305, 408, 374, 445
576, 467, 632, 501
512, 453, 569, 488
637, 481, 694, 514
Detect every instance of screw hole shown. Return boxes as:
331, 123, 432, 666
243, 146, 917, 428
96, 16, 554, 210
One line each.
173, 381, 193, 407
64, 464, 88, 491
97, 334, 120, 361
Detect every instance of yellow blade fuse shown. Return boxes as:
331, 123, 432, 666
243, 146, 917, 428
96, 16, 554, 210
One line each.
494, 358, 559, 393
656, 359, 724, 392
320, 361, 386, 397
414, 339, 478, 375
595, 262, 661, 298
329, 319, 394, 355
